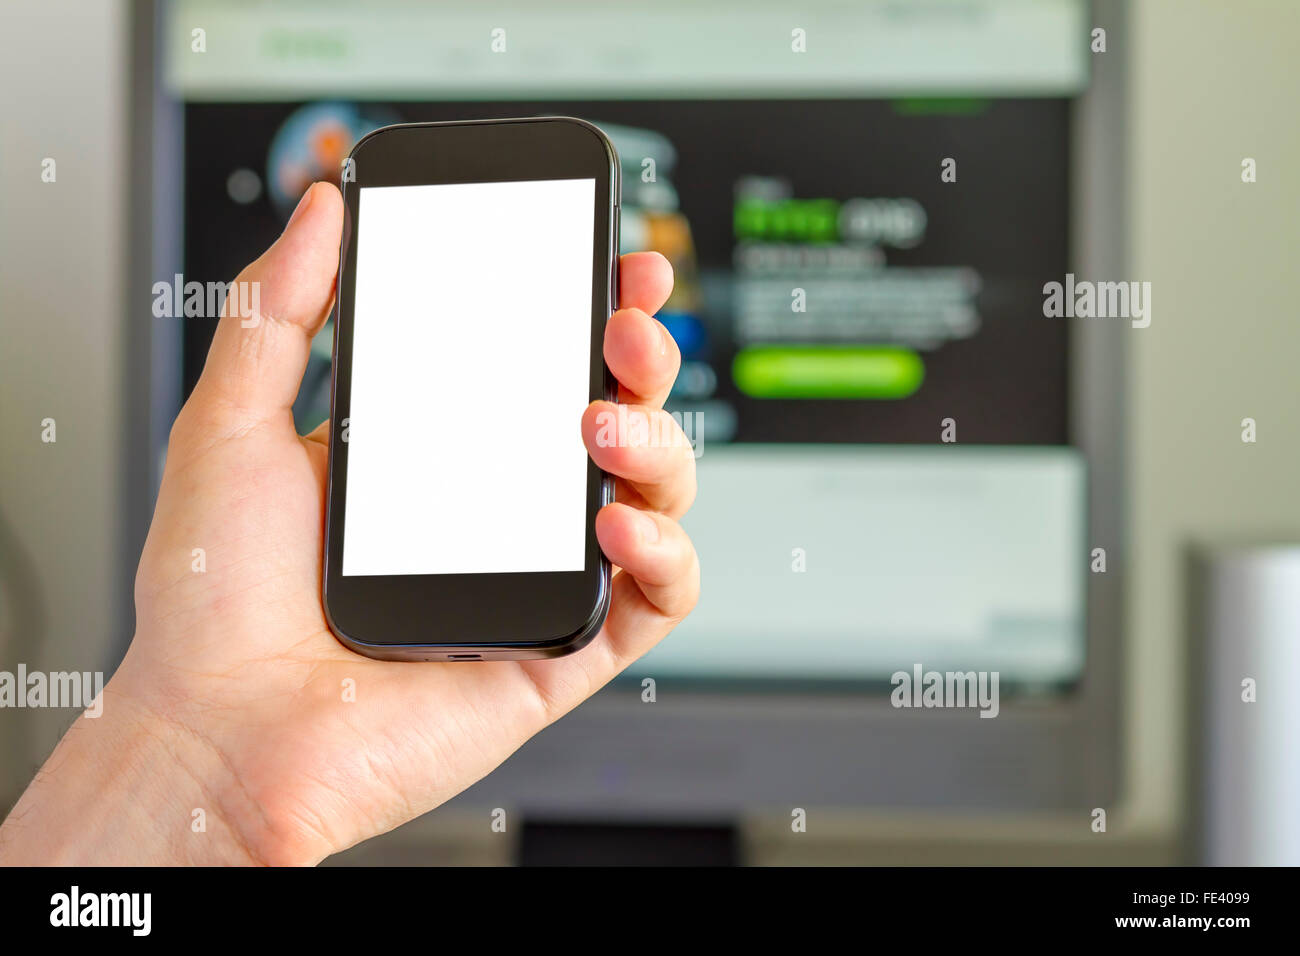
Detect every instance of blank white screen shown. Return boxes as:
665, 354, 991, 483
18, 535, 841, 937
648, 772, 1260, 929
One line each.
342, 178, 595, 576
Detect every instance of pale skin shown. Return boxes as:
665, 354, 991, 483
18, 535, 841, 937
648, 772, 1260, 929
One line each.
0, 182, 699, 865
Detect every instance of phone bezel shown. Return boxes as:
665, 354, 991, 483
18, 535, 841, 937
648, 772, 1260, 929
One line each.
322, 117, 619, 661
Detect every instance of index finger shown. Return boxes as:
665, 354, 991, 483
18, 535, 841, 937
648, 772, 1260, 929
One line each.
609, 252, 679, 408
618, 251, 674, 315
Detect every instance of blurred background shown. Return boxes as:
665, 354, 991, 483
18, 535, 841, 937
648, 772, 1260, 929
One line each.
1, 0, 1298, 865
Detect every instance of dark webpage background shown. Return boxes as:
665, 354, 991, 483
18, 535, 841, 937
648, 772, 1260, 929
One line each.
182, 99, 1070, 444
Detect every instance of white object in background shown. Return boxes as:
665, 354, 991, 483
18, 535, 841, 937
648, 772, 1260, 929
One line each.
641, 445, 1085, 682
1200, 547, 1300, 866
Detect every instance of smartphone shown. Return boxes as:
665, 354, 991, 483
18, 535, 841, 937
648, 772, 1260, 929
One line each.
322, 117, 620, 661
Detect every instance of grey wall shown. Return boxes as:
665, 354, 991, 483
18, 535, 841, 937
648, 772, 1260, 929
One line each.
1122, 0, 1300, 840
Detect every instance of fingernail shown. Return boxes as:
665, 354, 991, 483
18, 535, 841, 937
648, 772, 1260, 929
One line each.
287, 184, 315, 228
657, 319, 672, 355
638, 510, 661, 544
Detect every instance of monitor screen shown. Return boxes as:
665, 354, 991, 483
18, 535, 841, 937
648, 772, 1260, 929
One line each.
170, 0, 1088, 687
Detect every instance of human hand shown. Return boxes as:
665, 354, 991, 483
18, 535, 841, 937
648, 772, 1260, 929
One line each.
0, 182, 698, 865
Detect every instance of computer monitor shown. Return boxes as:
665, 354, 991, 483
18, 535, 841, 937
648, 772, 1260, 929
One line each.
131, 0, 1123, 817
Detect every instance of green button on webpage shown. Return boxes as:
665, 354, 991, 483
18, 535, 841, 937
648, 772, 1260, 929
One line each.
732, 346, 924, 399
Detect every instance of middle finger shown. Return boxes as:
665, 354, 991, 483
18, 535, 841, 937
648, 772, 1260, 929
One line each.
582, 400, 697, 519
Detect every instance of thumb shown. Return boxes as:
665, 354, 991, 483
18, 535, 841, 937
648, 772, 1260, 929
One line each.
192, 181, 344, 422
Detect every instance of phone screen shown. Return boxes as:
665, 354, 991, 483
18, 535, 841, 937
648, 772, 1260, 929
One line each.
341, 177, 596, 577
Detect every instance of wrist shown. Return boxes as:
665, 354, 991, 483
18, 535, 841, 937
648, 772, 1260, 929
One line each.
0, 672, 280, 865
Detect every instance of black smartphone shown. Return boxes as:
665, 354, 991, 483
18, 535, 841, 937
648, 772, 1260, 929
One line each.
322, 117, 620, 661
